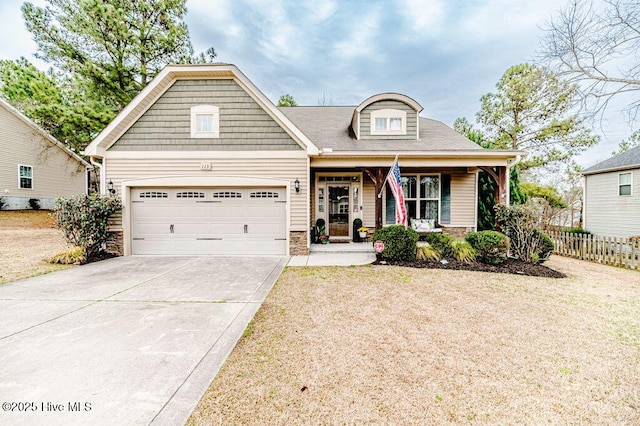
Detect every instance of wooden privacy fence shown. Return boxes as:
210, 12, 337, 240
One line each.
548, 231, 640, 270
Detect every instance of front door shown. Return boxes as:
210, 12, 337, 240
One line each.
327, 184, 350, 238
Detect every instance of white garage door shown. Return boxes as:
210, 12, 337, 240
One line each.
131, 187, 287, 255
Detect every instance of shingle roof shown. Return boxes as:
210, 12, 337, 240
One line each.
278, 106, 484, 152
583, 145, 640, 174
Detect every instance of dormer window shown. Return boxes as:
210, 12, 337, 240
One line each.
370, 109, 407, 135
190, 105, 219, 138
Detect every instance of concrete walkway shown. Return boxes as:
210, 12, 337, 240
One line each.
0, 256, 286, 426
288, 244, 376, 266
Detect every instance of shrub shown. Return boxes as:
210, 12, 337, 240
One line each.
416, 244, 440, 261
495, 204, 553, 264
52, 194, 122, 260
451, 240, 476, 263
423, 233, 454, 258
372, 225, 419, 261
48, 247, 84, 264
565, 227, 591, 235
28, 198, 41, 210
465, 231, 509, 265
535, 230, 554, 263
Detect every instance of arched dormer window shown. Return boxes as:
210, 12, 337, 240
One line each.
370, 109, 407, 135
190, 105, 219, 138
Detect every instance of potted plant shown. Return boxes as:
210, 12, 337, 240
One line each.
319, 234, 329, 244
358, 227, 369, 239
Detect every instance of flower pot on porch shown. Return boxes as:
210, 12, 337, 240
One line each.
359, 231, 367, 239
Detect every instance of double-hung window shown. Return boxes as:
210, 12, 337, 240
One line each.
385, 174, 449, 224
190, 105, 219, 138
619, 172, 632, 196
19, 165, 33, 189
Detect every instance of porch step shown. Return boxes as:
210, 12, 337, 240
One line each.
309, 242, 375, 253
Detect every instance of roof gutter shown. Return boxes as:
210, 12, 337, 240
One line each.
507, 154, 522, 169
582, 164, 640, 176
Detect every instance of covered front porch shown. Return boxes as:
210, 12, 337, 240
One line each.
309, 159, 514, 244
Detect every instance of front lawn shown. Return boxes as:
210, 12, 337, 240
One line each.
0, 210, 72, 284
189, 256, 640, 424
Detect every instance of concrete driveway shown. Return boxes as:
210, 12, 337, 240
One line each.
0, 256, 287, 426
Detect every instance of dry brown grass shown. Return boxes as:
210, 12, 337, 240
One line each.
0, 211, 72, 284
189, 256, 640, 425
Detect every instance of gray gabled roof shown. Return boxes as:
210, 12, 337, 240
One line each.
583, 145, 640, 175
278, 106, 484, 152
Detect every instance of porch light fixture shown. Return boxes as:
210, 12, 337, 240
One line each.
107, 180, 116, 195
294, 179, 300, 193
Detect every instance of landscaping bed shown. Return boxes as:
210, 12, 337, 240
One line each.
374, 257, 566, 278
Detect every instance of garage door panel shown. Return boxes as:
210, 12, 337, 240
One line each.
211, 205, 247, 218
134, 205, 174, 219
173, 205, 209, 218
131, 187, 287, 255
172, 222, 212, 235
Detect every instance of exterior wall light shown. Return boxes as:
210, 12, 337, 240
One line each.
294, 179, 300, 193
107, 180, 116, 195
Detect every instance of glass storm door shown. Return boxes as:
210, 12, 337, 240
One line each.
328, 185, 350, 237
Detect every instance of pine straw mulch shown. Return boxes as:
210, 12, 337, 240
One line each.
375, 257, 566, 278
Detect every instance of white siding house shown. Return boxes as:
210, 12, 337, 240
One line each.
0, 99, 90, 210
583, 146, 640, 238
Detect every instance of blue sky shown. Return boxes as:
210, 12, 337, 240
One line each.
0, 0, 635, 168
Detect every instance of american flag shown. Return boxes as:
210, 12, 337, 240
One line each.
386, 157, 407, 227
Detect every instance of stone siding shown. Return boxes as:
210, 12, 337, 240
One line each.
290, 231, 308, 255
441, 226, 474, 239
106, 230, 124, 256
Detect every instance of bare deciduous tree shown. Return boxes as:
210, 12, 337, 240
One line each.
540, 0, 640, 122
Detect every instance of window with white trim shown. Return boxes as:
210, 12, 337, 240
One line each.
619, 172, 632, 196
190, 105, 219, 138
370, 109, 407, 135
384, 174, 447, 224
19, 165, 33, 189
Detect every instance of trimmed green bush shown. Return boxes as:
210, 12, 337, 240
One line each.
52, 194, 122, 260
423, 233, 454, 258
465, 230, 509, 265
565, 227, 591, 235
372, 225, 419, 261
451, 240, 477, 263
535, 230, 554, 263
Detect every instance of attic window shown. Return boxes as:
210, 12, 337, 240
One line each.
370, 109, 407, 135
190, 105, 219, 138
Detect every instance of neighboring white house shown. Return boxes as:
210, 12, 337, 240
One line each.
582, 145, 640, 238
0, 98, 90, 210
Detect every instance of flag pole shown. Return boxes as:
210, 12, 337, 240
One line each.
378, 154, 399, 198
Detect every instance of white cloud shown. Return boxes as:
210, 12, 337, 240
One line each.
332, 7, 382, 60
395, 0, 446, 40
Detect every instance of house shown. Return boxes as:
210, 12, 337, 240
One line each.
83, 64, 523, 256
0, 98, 90, 210
582, 145, 640, 238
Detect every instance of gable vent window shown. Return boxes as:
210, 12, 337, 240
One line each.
176, 191, 205, 198
139, 191, 168, 199
212, 191, 242, 199
250, 191, 279, 199
190, 105, 219, 138
371, 109, 407, 135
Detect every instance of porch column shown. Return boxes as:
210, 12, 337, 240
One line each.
479, 166, 509, 205
362, 168, 386, 230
